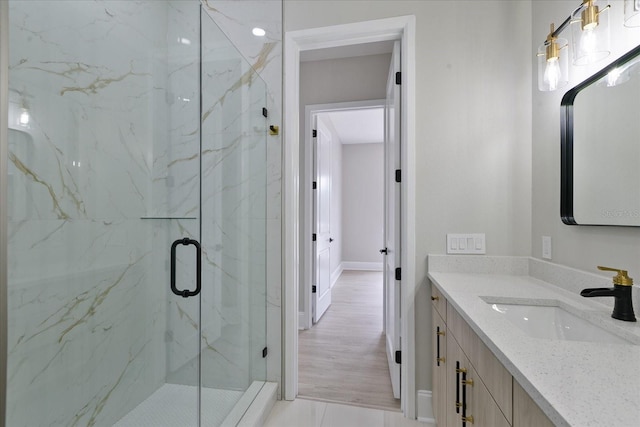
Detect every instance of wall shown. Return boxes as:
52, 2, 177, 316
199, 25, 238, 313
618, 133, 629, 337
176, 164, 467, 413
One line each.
285, 0, 532, 405
532, 2, 640, 281
342, 143, 384, 266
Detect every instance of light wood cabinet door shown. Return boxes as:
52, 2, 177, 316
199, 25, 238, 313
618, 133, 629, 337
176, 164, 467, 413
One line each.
432, 309, 448, 426
446, 331, 466, 427
513, 380, 554, 427
464, 364, 510, 427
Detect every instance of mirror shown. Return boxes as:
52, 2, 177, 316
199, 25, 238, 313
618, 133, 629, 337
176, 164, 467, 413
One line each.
561, 44, 640, 226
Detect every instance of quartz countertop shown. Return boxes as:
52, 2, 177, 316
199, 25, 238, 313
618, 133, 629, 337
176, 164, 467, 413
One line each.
428, 270, 640, 427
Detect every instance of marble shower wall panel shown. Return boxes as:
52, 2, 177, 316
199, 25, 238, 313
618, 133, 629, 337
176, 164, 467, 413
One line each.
202, 0, 283, 392
152, 1, 201, 219
7, 1, 177, 425
199, 12, 267, 391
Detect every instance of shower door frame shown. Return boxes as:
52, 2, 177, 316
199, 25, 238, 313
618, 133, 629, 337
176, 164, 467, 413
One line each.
0, 1, 9, 425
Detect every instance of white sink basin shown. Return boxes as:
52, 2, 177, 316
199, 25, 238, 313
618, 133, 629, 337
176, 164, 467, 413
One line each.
487, 301, 632, 345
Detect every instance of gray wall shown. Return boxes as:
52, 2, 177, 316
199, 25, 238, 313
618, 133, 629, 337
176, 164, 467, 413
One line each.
342, 143, 384, 264
286, 0, 533, 402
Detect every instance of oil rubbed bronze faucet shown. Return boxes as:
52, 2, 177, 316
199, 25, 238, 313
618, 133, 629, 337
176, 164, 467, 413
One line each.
580, 266, 636, 322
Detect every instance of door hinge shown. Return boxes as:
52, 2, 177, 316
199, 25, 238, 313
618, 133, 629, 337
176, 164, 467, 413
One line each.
395, 71, 401, 85
395, 267, 401, 281
395, 169, 401, 183
312, 285, 317, 293
313, 181, 317, 190
395, 350, 401, 364
312, 129, 317, 138
312, 233, 317, 241
262, 107, 268, 118
262, 347, 268, 358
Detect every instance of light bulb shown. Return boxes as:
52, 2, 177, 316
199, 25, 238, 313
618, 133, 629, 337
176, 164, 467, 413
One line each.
580, 27, 597, 61
544, 58, 561, 91
252, 27, 266, 37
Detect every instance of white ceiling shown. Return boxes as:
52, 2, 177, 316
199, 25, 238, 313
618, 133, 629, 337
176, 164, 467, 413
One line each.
323, 108, 384, 145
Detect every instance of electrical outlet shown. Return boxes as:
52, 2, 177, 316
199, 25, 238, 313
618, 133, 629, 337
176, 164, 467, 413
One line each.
447, 234, 486, 254
542, 236, 552, 260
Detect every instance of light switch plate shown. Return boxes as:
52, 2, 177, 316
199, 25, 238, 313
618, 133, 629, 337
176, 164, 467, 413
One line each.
447, 233, 486, 254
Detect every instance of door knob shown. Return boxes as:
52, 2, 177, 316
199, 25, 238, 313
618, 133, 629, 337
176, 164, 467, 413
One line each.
379, 248, 388, 254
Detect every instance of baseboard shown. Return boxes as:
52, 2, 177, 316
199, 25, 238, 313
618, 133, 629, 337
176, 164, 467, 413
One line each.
330, 263, 344, 288
417, 390, 435, 423
342, 261, 383, 271
298, 311, 309, 330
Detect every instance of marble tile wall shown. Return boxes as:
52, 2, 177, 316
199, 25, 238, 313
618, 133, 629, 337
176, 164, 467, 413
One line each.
6, 1, 202, 425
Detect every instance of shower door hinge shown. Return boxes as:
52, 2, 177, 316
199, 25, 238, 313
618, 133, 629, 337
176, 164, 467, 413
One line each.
395, 267, 401, 281
312, 285, 317, 293
312, 233, 316, 241
312, 129, 317, 138
313, 181, 317, 190
395, 71, 401, 85
395, 169, 401, 183
395, 350, 401, 364
262, 107, 268, 118
262, 347, 268, 358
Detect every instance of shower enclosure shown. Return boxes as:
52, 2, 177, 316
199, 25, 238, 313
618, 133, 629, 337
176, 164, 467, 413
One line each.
1, 1, 268, 425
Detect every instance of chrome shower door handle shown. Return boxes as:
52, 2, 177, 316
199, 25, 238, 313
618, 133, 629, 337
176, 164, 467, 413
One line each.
170, 237, 202, 298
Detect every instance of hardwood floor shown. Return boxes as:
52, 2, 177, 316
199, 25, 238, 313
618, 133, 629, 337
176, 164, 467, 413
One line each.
298, 270, 400, 411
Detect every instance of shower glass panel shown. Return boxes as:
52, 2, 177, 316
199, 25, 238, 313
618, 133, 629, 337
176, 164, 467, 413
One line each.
4, 1, 267, 426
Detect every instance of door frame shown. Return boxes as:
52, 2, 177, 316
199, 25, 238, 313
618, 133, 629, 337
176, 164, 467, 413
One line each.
0, 1, 8, 425
283, 15, 416, 418
301, 100, 385, 330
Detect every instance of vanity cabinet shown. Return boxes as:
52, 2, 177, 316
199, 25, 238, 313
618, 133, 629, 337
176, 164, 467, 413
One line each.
431, 289, 553, 427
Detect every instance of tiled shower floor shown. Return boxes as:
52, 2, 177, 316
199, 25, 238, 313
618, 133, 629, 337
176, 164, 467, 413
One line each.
114, 383, 243, 426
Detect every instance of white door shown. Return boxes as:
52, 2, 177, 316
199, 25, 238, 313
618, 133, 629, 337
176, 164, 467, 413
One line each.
313, 118, 332, 323
383, 41, 401, 399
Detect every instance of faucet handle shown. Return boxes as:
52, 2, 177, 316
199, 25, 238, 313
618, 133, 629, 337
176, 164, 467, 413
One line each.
598, 266, 634, 286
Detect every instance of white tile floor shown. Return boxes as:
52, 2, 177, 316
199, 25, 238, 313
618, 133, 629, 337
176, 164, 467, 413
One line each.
264, 398, 435, 427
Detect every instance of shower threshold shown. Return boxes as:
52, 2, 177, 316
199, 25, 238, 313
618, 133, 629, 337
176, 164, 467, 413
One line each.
114, 382, 269, 426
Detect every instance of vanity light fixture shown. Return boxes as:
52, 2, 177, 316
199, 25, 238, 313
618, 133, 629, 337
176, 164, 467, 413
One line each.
537, 0, 617, 91
625, 0, 640, 27
537, 24, 569, 91
570, 0, 611, 66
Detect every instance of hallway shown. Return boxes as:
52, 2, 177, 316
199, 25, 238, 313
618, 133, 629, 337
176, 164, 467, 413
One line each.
298, 270, 400, 411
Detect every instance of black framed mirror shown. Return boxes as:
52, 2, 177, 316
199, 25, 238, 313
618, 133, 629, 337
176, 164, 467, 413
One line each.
561, 44, 640, 226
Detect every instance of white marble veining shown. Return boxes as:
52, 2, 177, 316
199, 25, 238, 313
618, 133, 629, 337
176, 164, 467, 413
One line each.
428, 255, 640, 427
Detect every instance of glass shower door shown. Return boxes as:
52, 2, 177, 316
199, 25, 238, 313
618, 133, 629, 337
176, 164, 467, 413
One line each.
199, 9, 268, 426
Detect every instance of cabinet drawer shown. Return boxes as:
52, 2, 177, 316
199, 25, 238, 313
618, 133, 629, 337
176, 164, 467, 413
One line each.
431, 285, 447, 319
